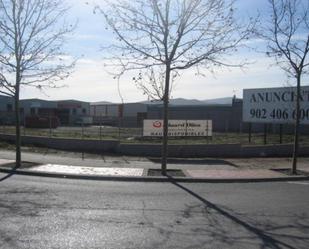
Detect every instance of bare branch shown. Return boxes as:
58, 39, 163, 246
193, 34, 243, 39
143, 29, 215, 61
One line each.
98, 0, 254, 100
0, 0, 75, 96
260, 0, 309, 78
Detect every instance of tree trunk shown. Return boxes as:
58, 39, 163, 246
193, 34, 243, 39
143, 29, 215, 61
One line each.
13, 0, 21, 169
161, 64, 171, 175
292, 74, 301, 175
14, 86, 21, 168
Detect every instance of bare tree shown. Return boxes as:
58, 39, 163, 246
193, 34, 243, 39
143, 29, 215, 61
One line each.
0, 0, 75, 167
261, 0, 309, 174
97, 0, 254, 174
134, 67, 177, 101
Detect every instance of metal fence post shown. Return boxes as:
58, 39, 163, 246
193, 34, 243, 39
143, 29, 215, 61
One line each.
99, 115, 102, 140
49, 113, 52, 138
82, 121, 84, 160
264, 123, 267, 145
82, 121, 84, 139
23, 115, 26, 136
248, 123, 252, 144
279, 124, 283, 144
118, 117, 121, 142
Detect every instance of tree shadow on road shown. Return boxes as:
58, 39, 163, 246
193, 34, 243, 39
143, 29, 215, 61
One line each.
0, 161, 40, 182
148, 157, 238, 167
0, 163, 19, 182
0, 171, 15, 182
168, 177, 309, 249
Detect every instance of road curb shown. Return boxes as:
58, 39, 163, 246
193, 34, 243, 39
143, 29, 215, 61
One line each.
1, 167, 309, 183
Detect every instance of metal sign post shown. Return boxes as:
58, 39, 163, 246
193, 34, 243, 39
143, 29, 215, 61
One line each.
279, 124, 283, 144
264, 124, 267, 145
248, 123, 252, 144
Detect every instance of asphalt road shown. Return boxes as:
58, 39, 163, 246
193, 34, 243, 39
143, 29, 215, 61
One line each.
0, 174, 309, 249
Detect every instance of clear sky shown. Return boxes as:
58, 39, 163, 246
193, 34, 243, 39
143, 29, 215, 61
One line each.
20, 0, 309, 103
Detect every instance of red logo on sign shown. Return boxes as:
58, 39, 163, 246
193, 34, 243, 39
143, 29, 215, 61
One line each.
153, 121, 162, 128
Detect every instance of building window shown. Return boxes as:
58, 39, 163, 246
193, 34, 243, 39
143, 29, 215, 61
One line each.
19, 108, 24, 114
7, 104, 13, 112
72, 108, 77, 115
82, 108, 86, 114
30, 108, 36, 115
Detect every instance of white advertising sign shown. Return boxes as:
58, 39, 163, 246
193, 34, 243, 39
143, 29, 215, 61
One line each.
143, 120, 212, 137
243, 86, 309, 124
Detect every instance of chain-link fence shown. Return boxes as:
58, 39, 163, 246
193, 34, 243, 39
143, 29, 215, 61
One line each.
1, 117, 309, 146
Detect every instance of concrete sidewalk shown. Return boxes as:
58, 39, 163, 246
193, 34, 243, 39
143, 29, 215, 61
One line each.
1, 158, 309, 182
1, 149, 309, 169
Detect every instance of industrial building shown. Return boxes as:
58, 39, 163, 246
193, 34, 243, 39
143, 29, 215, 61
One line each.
1, 94, 307, 134
90, 102, 147, 127
89, 97, 246, 132
147, 98, 243, 132
0, 95, 91, 126
56, 100, 91, 125
0, 95, 15, 125
0, 94, 276, 132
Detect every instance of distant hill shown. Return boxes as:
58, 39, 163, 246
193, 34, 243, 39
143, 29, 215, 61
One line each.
201, 97, 233, 105
91, 97, 235, 106
141, 97, 234, 106
169, 98, 206, 105
90, 101, 112, 105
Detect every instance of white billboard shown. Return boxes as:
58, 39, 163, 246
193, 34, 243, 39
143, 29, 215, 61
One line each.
143, 120, 212, 137
243, 86, 309, 124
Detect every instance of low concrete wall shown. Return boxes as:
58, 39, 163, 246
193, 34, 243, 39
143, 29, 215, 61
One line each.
117, 143, 242, 157
0, 134, 118, 153
240, 144, 309, 157
1, 133, 309, 158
